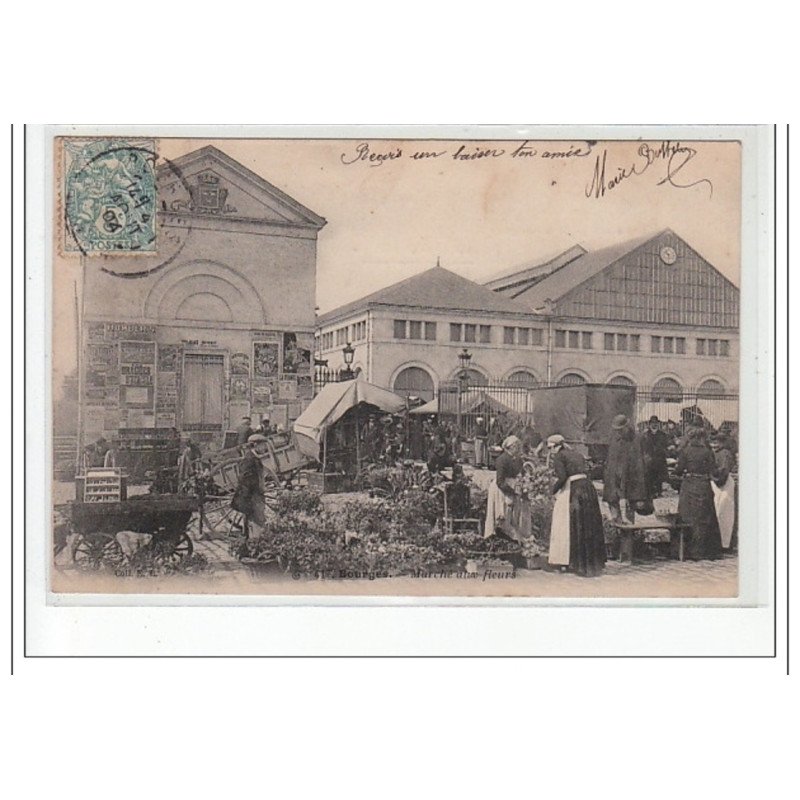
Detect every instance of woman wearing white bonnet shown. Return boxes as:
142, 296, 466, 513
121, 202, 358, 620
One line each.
547, 433, 606, 576
483, 435, 525, 540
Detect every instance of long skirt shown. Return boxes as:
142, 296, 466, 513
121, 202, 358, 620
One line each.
549, 476, 605, 576
711, 476, 736, 549
483, 482, 529, 541
678, 476, 723, 559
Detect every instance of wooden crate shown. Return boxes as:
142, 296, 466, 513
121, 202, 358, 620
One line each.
301, 470, 349, 494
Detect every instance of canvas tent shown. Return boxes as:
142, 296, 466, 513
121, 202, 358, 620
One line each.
531, 384, 636, 444
293, 378, 407, 461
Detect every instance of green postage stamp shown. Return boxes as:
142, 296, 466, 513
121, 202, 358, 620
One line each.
61, 138, 157, 254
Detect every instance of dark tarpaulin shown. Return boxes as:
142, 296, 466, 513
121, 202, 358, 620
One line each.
532, 384, 635, 445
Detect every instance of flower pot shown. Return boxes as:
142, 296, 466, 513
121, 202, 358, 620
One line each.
465, 557, 515, 576
523, 555, 545, 570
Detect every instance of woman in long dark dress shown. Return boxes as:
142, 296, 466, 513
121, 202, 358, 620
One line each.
676, 427, 723, 560
484, 435, 524, 540
547, 435, 606, 577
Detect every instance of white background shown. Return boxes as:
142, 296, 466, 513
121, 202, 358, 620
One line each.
2, 2, 795, 799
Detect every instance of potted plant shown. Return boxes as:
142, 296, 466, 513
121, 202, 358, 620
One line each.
520, 537, 546, 570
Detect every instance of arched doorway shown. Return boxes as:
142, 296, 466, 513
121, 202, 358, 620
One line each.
507, 370, 539, 387
698, 378, 725, 396
652, 377, 683, 402
608, 375, 635, 386
557, 372, 586, 386
393, 366, 435, 402
457, 368, 488, 387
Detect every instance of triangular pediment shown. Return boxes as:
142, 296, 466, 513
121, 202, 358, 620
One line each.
552, 230, 739, 328
156, 145, 326, 229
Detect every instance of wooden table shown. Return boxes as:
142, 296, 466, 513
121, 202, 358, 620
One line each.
612, 520, 690, 563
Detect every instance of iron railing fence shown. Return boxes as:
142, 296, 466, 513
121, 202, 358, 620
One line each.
436, 380, 738, 439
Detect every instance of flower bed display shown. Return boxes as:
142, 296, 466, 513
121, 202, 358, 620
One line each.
240, 462, 567, 578
240, 490, 476, 577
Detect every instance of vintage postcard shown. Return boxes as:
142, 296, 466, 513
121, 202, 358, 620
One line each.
48, 128, 752, 599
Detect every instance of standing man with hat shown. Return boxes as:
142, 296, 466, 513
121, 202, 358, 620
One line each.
604, 414, 650, 524
641, 415, 670, 498
231, 433, 270, 540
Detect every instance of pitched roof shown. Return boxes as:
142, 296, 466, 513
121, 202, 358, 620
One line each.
510, 231, 661, 310
317, 266, 533, 324
483, 244, 588, 293
157, 145, 327, 229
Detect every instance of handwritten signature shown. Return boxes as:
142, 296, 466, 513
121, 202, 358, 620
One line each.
585, 142, 714, 199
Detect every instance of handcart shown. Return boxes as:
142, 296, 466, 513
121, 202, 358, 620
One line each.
65, 493, 200, 571
179, 431, 312, 541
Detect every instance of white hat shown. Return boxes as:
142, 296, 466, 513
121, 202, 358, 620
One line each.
547, 434, 565, 448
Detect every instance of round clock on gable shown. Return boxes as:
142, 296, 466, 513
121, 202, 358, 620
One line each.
659, 245, 677, 265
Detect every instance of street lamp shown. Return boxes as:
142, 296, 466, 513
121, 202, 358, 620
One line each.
341, 341, 355, 380
458, 348, 472, 375
455, 348, 472, 437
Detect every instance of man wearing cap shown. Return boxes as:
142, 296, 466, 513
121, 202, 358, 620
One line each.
231, 434, 270, 539
236, 416, 255, 447
641, 415, 670, 498
604, 414, 649, 523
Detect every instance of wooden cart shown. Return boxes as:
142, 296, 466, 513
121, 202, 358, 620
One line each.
180, 431, 312, 541
66, 494, 199, 571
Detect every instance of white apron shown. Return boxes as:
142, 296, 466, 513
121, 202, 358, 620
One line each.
484, 480, 513, 539
711, 475, 736, 548
548, 474, 586, 565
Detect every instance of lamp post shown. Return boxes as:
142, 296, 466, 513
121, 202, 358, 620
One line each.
341, 341, 355, 380
455, 348, 472, 436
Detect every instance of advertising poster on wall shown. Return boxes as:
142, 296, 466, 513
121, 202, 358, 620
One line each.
230, 376, 249, 399
157, 344, 179, 372
278, 377, 298, 400
231, 352, 250, 375
282, 331, 311, 374
253, 341, 280, 378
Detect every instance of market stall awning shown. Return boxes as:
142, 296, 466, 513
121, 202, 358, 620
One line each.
409, 398, 438, 414
293, 378, 407, 460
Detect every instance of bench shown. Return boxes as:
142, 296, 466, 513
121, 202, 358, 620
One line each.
612, 520, 691, 563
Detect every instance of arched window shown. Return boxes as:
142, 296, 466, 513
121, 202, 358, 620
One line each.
652, 377, 683, 402
507, 370, 539, 387
393, 367, 435, 402
608, 375, 635, 386
458, 369, 488, 386
697, 378, 725, 397
175, 292, 233, 322
557, 372, 586, 386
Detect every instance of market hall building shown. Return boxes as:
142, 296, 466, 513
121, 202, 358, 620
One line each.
79, 145, 326, 466
315, 229, 739, 404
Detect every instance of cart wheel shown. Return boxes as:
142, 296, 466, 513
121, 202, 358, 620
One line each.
152, 532, 194, 566
73, 534, 125, 572
187, 496, 237, 540
263, 467, 281, 510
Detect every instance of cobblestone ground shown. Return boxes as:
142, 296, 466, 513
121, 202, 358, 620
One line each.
188, 534, 737, 598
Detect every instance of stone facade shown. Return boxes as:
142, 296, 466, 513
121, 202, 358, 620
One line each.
316, 231, 739, 401
79, 146, 325, 449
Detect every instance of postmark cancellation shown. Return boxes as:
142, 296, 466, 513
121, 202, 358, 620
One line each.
59, 137, 157, 255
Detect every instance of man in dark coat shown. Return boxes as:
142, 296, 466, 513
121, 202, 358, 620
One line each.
604, 414, 649, 523
231, 434, 270, 539
641, 415, 670, 498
